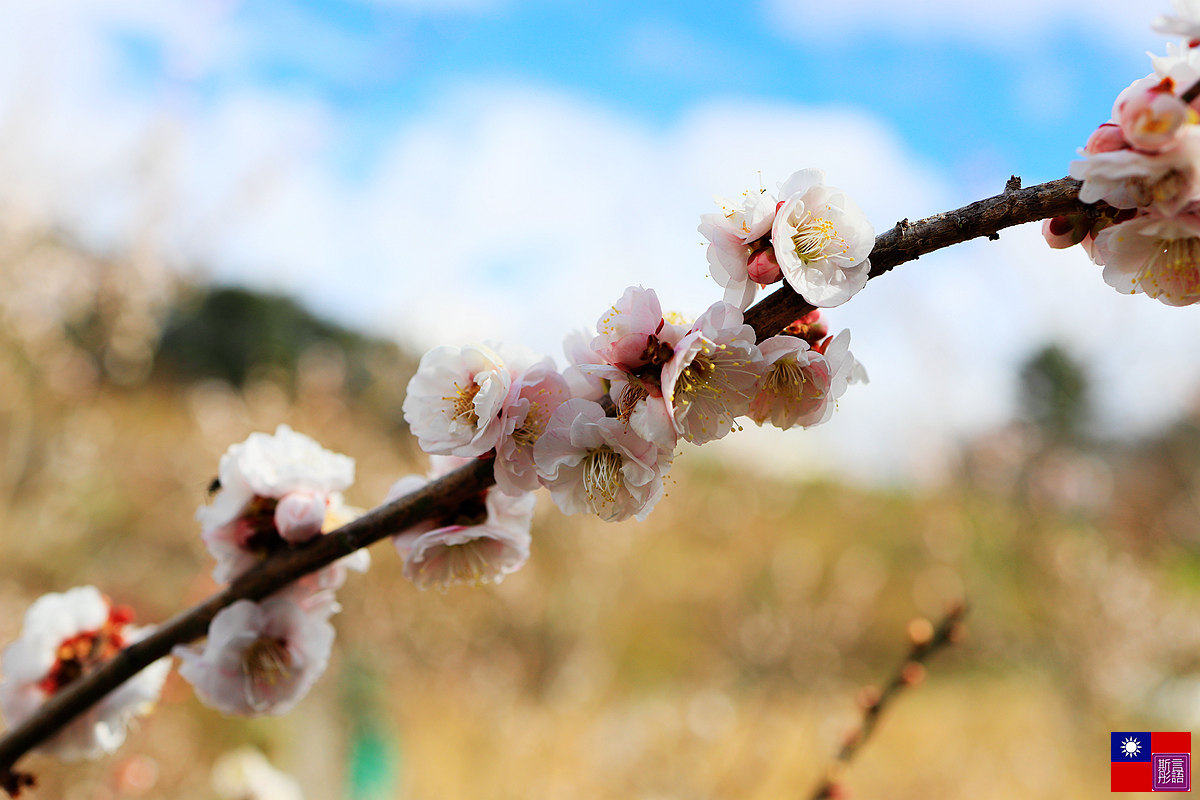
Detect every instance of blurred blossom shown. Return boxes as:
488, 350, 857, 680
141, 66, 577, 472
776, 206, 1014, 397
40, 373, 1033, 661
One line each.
212, 747, 304, 800
0, 587, 171, 761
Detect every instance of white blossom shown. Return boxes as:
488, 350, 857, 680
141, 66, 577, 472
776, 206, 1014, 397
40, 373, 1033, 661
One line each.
1070, 128, 1200, 216
748, 331, 866, 429
534, 399, 672, 522
402, 342, 511, 457
174, 597, 335, 717
198, 425, 356, 584
698, 188, 780, 311
1093, 211, 1200, 305
388, 458, 535, 589
0, 587, 170, 761
771, 169, 875, 307
658, 302, 763, 445
1154, 0, 1200, 40
1114, 75, 1195, 153
495, 355, 570, 495
592, 286, 685, 371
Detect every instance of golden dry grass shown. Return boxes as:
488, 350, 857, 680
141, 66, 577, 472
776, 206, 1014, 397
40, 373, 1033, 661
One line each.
0, 236, 1193, 799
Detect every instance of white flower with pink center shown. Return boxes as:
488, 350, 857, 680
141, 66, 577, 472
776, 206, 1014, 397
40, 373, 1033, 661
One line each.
1070, 127, 1200, 215
0, 587, 170, 761
495, 356, 570, 495
198, 425, 357, 585
403, 342, 512, 457
387, 457, 535, 589
659, 302, 763, 445
1093, 211, 1200, 305
698, 188, 780, 311
592, 286, 685, 371
534, 399, 672, 522
748, 331, 866, 429
174, 596, 335, 717
771, 169, 875, 308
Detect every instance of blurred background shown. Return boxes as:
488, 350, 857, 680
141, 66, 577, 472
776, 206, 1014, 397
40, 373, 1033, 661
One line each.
0, 0, 1199, 797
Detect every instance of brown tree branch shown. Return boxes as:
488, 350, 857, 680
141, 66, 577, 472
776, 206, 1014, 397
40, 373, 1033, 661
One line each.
745, 176, 1086, 342
0, 175, 1086, 791
809, 605, 967, 800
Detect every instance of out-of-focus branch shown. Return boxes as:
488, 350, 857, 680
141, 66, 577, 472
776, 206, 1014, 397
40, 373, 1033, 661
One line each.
0, 176, 1082, 792
808, 605, 968, 800
746, 176, 1086, 341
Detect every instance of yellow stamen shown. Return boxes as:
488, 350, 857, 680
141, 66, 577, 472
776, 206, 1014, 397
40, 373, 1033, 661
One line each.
444, 381, 481, 425
788, 209, 848, 264
582, 447, 623, 505
1138, 236, 1200, 299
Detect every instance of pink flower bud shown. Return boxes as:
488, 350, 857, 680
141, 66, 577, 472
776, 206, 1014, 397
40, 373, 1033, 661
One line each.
746, 246, 783, 285
1084, 123, 1128, 154
1116, 78, 1193, 153
274, 491, 328, 543
783, 310, 829, 348
1042, 216, 1082, 249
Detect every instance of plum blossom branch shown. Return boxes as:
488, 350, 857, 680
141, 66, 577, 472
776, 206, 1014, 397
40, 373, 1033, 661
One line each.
808, 604, 967, 800
0, 456, 495, 790
0, 176, 1085, 792
745, 176, 1087, 342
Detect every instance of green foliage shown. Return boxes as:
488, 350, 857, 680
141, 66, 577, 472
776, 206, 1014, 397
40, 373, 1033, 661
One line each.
153, 284, 417, 429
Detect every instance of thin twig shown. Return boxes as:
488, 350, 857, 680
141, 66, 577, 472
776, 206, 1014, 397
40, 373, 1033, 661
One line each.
0, 176, 1084, 791
808, 605, 968, 800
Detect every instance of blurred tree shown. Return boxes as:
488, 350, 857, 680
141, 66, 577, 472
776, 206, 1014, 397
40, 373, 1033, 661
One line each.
153, 285, 417, 430
1018, 343, 1091, 444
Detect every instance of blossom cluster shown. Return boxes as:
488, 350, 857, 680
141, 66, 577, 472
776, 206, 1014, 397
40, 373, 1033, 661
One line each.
0, 168, 873, 768
175, 425, 369, 717
400, 283, 868, 575
395, 170, 871, 581
1047, 2, 1200, 305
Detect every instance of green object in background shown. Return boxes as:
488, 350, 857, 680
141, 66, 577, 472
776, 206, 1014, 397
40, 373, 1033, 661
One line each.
348, 723, 399, 800
343, 658, 401, 800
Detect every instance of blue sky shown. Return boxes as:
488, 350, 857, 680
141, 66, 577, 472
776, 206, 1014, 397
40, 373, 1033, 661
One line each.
0, 0, 1193, 484
105, 0, 1156, 184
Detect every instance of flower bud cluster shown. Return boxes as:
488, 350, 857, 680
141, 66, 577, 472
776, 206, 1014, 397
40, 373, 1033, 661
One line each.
1053, 13, 1200, 305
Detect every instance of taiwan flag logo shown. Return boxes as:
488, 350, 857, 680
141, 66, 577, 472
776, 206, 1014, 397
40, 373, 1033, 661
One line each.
1112, 732, 1191, 792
